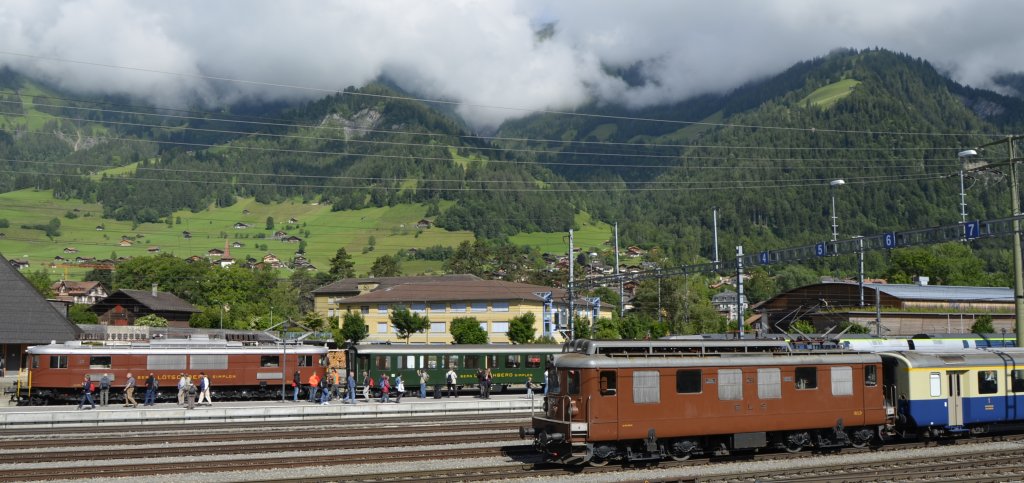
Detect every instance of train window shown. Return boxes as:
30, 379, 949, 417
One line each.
1012, 370, 1024, 392
89, 356, 112, 369
795, 367, 817, 390
525, 355, 541, 368
398, 356, 415, 369
427, 356, 438, 369
978, 370, 998, 394
600, 371, 616, 396
374, 355, 391, 370
864, 365, 878, 387
148, 355, 185, 371
464, 355, 481, 369
718, 369, 742, 401
757, 368, 781, 399
831, 366, 853, 396
32, 356, 39, 369
297, 355, 313, 367
445, 355, 459, 369
505, 355, 521, 368
486, 355, 498, 369
568, 370, 582, 396
49, 355, 68, 369
260, 356, 280, 367
191, 355, 228, 370
929, 373, 941, 397
676, 370, 701, 394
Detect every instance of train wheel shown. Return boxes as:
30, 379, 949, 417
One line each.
669, 452, 691, 462
783, 432, 808, 453
850, 430, 873, 449
588, 458, 609, 467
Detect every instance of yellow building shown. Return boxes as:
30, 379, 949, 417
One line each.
312, 274, 612, 343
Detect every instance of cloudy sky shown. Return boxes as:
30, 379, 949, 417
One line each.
1, 0, 1022, 129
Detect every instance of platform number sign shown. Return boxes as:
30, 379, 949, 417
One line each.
759, 251, 770, 265
815, 242, 827, 257
964, 220, 981, 240
883, 232, 897, 249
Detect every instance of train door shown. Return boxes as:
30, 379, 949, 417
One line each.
946, 371, 965, 426
588, 370, 618, 440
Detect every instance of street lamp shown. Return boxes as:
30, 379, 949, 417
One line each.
830, 179, 846, 242
957, 149, 977, 225
960, 138, 1023, 346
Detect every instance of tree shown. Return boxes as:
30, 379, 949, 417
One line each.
328, 248, 356, 279
389, 306, 429, 343
745, 268, 779, 304
507, 313, 536, 344
791, 320, 816, 334
534, 334, 558, 344
23, 269, 54, 297
265, 216, 275, 230
450, 317, 488, 344
339, 310, 369, 344
134, 314, 168, 327
592, 318, 622, 340
971, 314, 995, 334
619, 312, 657, 340
68, 304, 98, 324
370, 254, 402, 277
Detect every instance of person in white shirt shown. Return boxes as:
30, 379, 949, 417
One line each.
196, 372, 212, 405
445, 367, 458, 398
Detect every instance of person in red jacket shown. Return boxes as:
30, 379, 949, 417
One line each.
307, 372, 321, 403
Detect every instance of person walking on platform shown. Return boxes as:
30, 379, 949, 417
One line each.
319, 374, 330, 405
418, 370, 428, 399
124, 373, 138, 408
77, 375, 96, 410
197, 372, 212, 406
482, 369, 492, 399
177, 373, 187, 406
98, 373, 111, 407
446, 367, 457, 398
330, 369, 341, 400
185, 376, 197, 410
144, 373, 158, 406
525, 376, 534, 400
308, 372, 320, 403
543, 369, 549, 396
292, 370, 301, 402
344, 371, 357, 403
379, 374, 391, 403
394, 374, 404, 403
362, 371, 373, 401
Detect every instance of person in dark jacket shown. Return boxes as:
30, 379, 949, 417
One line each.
77, 375, 96, 410
292, 370, 301, 402
144, 373, 158, 406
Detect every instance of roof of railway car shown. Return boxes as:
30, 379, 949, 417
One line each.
27, 340, 328, 355
567, 338, 791, 355
552, 351, 881, 369
349, 343, 563, 355
880, 349, 1024, 368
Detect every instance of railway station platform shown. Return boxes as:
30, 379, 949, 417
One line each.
0, 393, 542, 428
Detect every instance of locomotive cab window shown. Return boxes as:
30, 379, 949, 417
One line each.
676, 369, 701, 394
1013, 370, 1024, 392
795, 367, 817, 390
567, 370, 581, 395
978, 370, 998, 394
297, 355, 313, 367
89, 356, 112, 369
600, 371, 616, 396
49, 355, 68, 369
864, 365, 878, 387
260, 355, 280, 367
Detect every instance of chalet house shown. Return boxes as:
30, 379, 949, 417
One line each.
75, 256, 97, 264
282, 235, 302, 243
242, 209, 250, 215
182, 231, 192, 239
147, 246, 160, 253
95, 225, 104, 231
63, 247, 79, 254
273, 230, 288, 239
231, 241, 244, 248
185, 255, 204, 263
207, 248, 225, 258
0, 233, 5, 239
287, 218, 298, 224
712, 290, 748, 321
9, 259, 30, 270
118, 239, 133, 247
50, 280, 109, 305
233, 222, 251, 229
262, 254, 284, 269
1, 253, 82, 374
216, 257, 235, 268
415, 219, 433, 229
626, 246, 646, 258
89, 286, 200, 329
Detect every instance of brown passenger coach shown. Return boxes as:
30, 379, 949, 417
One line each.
522, 339, 893, 465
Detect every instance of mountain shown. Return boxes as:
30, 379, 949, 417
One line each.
2, 48, 1024, 278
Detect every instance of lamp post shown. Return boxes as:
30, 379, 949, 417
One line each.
830, 179, 845, 242
960, 137, 1024, 346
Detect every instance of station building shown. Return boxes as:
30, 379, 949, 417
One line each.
757, 280, 1015, 336
312, 274, 612, 343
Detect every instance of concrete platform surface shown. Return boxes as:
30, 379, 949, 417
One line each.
0, 394, 542, 428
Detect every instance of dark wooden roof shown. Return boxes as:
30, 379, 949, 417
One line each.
91, 289, 201, 314
0, 252, 82, 344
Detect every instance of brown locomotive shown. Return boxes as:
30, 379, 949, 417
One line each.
522, 339, 894, 465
